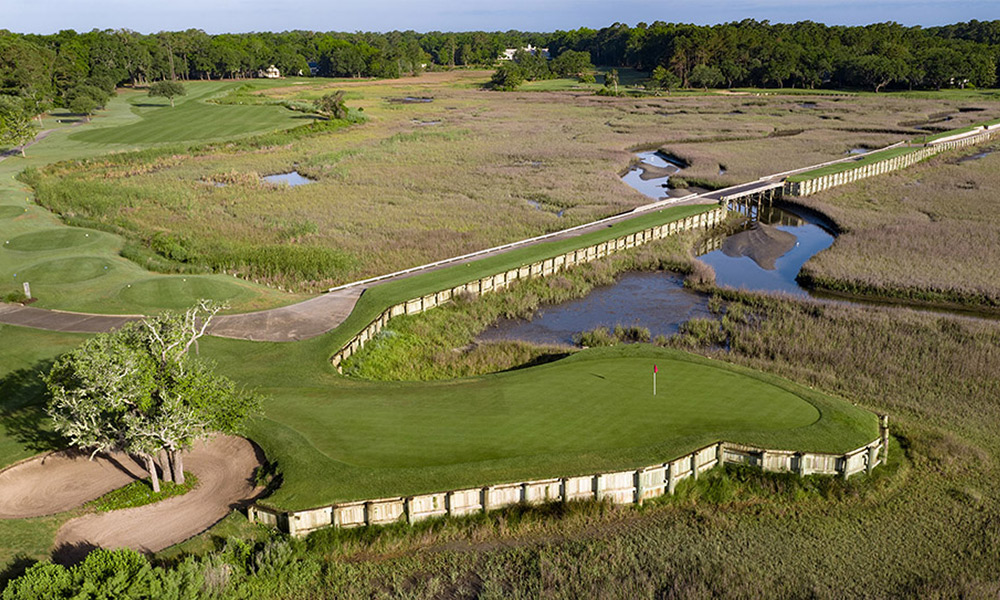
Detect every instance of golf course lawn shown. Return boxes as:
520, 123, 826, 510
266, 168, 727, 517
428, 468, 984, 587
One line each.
0, 81, 310, 315
201, 337, 879, 510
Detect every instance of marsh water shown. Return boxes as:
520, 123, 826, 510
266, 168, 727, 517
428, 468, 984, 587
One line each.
478, 152, 837, 346
478, 272, 714, 345
621, 151, 692, 200
263, 171, 315, 186
479, 204, 833, 345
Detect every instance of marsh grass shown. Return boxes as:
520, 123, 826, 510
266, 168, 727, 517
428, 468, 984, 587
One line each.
25, 72, 997, 290
792, 144, 1000, 309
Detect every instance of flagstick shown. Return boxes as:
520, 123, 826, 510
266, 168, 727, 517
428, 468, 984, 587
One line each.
653, 370, 656, 396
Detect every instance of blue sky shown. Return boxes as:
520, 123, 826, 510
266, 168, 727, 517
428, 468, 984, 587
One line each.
6, 0, 1000, 34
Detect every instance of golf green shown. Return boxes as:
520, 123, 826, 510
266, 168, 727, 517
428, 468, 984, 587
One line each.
0, 205, 26, 219
117, 276, 255, 309
209, 343, 877, 509
5, 229, 99, 252
18, 257, 116, 284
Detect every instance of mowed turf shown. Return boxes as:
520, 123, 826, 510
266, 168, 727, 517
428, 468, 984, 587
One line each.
200, 337, 878, 510
69, 80, 312, 145
0, 81, 309, 314
0, 325, 88, 468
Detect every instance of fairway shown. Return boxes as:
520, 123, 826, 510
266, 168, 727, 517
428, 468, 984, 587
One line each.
0, 80, 311, 315
69, 81, 313, 145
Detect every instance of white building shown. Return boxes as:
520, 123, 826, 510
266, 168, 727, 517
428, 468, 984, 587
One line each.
261, 65, 281, 79
499, 45, 550, 61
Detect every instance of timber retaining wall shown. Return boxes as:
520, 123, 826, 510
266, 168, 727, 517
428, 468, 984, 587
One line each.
330, 207, 727, 372
785, 126, 999, 197
248, 417, 890, 537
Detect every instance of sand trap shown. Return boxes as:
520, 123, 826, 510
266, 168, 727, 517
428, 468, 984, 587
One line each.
0, 436, 264, 561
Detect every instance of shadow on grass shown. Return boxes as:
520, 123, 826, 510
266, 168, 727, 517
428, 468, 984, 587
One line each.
0, 363, 65, 455
51, 542, 99, 566
0, 555, 38, 590
498, 351, 574, 374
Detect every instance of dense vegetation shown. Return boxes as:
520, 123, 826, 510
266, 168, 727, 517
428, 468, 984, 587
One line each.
2, 19, 1000, 120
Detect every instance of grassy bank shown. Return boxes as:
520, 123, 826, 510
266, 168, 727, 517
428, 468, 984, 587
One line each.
785, 146, 916, 182
342, 229, 710, 380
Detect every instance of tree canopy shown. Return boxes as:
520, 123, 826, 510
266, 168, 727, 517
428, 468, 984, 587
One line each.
0, 95, 36, 156
313, 90, 348, 119
0, 21, 997, 115
45, 301, 262, 492
147, 80, 186, 107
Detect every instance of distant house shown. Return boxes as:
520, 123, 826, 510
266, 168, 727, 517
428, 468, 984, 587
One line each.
260, 65, 281, 79
499, 44, 550, 61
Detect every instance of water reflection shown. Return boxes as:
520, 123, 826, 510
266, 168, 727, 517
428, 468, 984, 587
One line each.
478, 272, 712, 346
479, 204, 835, 346
620, 151, 687, 201
262, 171, 315, 186
697, 204, 833, 297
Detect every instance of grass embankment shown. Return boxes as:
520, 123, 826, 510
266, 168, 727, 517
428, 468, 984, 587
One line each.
785, 147, 916, 182
793, 143, 1000, 309
0, 81, 314, 314
86, 473, 197, 512
342, 229, 711, 380
22, 72, 991, 293
322, 203, 714, 356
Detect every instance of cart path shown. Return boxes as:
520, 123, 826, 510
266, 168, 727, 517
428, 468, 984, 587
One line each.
0, 195, 716, 342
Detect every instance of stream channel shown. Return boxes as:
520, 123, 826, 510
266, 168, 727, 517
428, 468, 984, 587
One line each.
479, 151, 838, 346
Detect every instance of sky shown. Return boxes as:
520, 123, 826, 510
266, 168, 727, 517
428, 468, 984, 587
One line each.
5, 0, 1000, 34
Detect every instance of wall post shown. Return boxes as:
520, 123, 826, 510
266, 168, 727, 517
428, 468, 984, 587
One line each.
879, 414, 890, 464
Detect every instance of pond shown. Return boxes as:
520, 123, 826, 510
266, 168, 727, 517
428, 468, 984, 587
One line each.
262, 171, 315, 186
620, 151, 689, 201
698, 204, 834, 297
390, 96, 434, 104
478, 272, 713, 346
479, 203, 834, 346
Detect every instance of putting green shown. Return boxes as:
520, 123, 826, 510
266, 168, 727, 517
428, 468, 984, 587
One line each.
294, 356, 820, 469
18, 257, 116, 284
203, 342, 878, 509
117, 276, 253, 310
0, 206, 26, 219
5, 229, 99, 252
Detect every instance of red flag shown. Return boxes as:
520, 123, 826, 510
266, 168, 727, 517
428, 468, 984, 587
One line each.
653, 364, 658, 373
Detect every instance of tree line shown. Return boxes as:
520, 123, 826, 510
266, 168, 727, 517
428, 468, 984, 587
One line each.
1, 20, 999, 152
547, 20, 1000, 91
